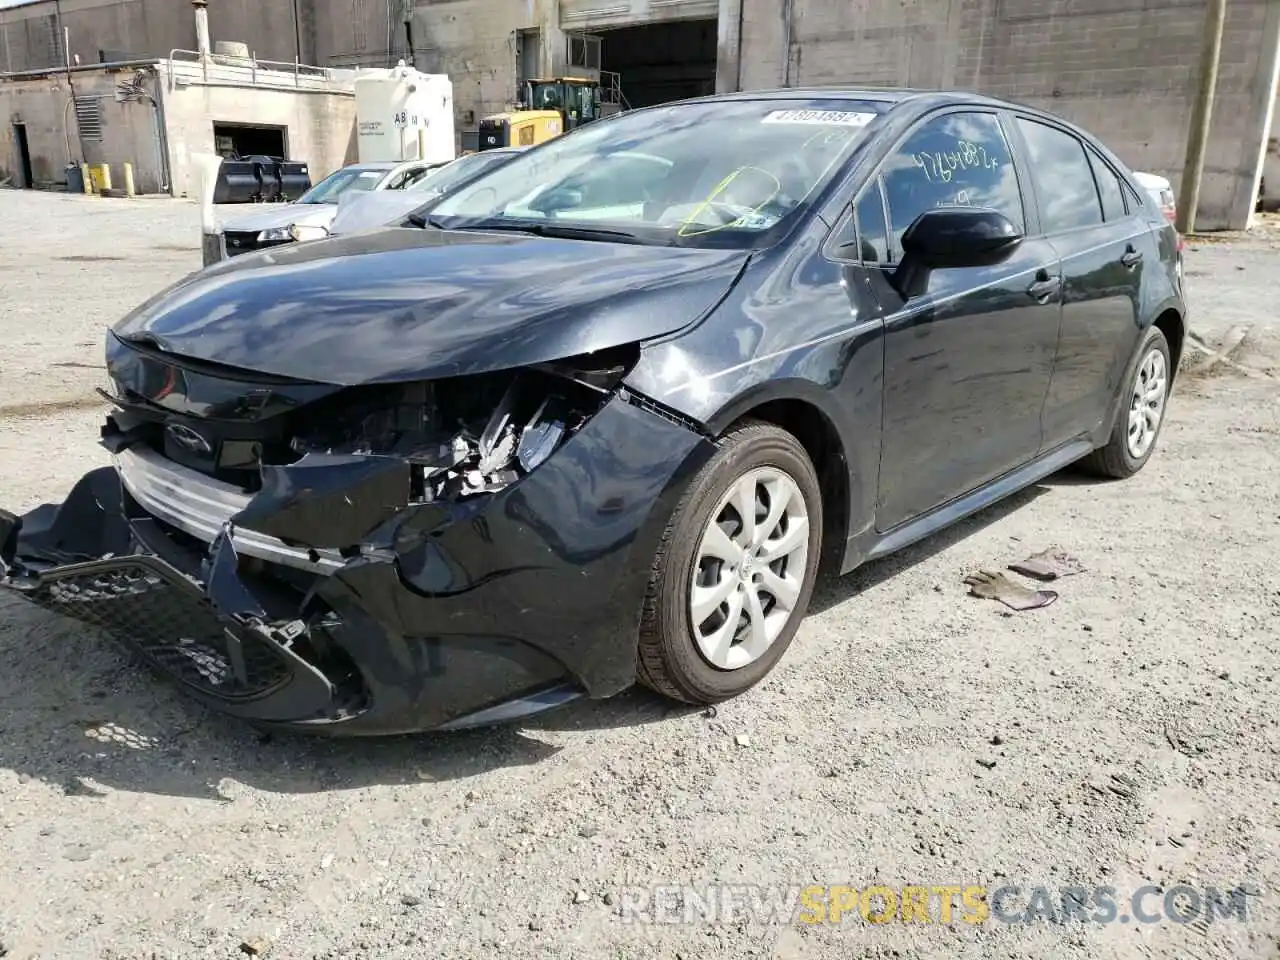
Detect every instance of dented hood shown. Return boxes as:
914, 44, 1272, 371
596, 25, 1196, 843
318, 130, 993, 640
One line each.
113, 227, 749, 385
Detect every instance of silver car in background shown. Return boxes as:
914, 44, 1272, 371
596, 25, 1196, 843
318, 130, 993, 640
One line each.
325, 148, 528, 236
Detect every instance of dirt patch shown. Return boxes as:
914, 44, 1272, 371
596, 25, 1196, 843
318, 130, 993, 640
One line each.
0, 395, 106, 419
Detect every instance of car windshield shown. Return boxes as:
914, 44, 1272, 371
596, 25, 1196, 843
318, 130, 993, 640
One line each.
428, 98, 884, 246
411, 152, 515, 196
298, 167, 387, 204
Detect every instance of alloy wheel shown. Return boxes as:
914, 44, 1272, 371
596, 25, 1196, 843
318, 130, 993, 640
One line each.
1126, 347, 1168, 459
688, 466, 811, 671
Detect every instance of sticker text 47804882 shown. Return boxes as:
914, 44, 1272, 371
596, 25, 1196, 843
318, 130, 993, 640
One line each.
761, 110, 877, 127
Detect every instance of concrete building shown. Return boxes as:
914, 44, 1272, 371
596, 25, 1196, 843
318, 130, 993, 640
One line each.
4, 0, 1280, 229
0, 52, 357, 196
406, 0, 1280, 230
0, 0, 361, 195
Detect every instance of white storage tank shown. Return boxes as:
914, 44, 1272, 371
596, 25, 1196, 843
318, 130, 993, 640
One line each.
354, 60, 456, 164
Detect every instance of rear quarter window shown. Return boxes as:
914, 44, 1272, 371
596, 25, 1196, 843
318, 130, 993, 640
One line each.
1087, 149, 1127, 222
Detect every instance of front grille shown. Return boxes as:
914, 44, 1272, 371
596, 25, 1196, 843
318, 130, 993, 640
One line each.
24, 557, 292, 700
222, 230, 294, 258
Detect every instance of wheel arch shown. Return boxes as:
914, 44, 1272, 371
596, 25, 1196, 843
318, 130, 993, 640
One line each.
705, 380, 854, 575
1150, 305, 1186, 378
1096, 310, 1181, 453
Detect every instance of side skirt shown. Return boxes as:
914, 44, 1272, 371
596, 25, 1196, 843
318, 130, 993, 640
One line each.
841, 437, 1095, 573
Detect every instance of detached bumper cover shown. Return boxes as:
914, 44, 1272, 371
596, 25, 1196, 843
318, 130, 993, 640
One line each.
0, 394, 713, 735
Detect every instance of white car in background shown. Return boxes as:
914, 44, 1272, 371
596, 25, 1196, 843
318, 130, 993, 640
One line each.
206, 158, 447, 264
1134, 170, 1183, 279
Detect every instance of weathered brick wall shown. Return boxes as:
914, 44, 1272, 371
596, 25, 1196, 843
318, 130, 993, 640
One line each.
736, 0, 1280, 230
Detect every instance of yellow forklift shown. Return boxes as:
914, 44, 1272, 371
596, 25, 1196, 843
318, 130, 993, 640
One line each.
477, 77, 617, 151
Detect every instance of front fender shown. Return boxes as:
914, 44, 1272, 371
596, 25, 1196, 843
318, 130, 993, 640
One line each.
626, 316, 885, 572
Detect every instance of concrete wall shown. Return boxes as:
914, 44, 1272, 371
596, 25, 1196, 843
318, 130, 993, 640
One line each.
0, 66, 166, 191
410, 0, 534, 135
731, 0, 1280, 231
0, 0, 311, 73
159, 66, 357, 199
0, 0, 422, 73
313, 0, 409, 67
560, 0, 717, 30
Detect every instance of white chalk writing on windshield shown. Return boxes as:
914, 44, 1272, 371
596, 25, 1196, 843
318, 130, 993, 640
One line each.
913, 140, 1001, 183
937, 189, 974, 207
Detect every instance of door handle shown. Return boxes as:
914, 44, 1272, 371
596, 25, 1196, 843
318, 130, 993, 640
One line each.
1027, 275, 1061, 302
1120, 246, 1143, 268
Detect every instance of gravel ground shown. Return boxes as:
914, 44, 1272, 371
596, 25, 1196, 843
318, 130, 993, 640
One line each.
0, 190, 1277, 960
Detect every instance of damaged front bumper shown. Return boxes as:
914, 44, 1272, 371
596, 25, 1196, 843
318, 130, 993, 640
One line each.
0, 391, 713, 735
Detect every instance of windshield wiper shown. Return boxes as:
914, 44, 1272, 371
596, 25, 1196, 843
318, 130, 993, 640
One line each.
407, 212, 446, 229
463, 220, 649, 244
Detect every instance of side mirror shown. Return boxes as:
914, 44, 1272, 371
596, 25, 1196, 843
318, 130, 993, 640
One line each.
893, 207, 1022, 298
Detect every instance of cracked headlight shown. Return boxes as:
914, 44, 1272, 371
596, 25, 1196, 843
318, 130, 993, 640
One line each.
283, 345, 640, 502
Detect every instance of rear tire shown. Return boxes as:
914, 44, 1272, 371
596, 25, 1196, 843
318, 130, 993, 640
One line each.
1083, 325, 1172, 479
637, 420, 823, 704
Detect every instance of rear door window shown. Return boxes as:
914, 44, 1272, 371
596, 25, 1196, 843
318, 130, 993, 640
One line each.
879, 111, 1025, 257
1015, 118, 1103, 232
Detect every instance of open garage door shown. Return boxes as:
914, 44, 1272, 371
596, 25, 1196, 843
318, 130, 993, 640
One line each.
593, 19, 717, 109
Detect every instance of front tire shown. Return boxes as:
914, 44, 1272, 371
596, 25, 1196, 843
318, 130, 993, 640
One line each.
637, 420, 823, 704
1083, 325, 1172, 478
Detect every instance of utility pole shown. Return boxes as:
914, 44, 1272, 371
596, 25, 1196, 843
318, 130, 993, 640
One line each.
1176, 0, 1228, 234
53, 0, 85, 167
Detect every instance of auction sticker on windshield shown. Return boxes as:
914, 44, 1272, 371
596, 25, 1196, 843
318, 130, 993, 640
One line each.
762, 110, 876, 126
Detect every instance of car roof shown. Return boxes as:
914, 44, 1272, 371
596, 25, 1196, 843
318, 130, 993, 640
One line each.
649, 87, 1125, 162
679, 86, 1031, 112
667, 86, 1120, 125
703, 86, 920, 104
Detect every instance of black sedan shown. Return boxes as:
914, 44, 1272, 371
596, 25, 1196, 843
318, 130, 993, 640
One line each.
0, 88, 1186, 735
